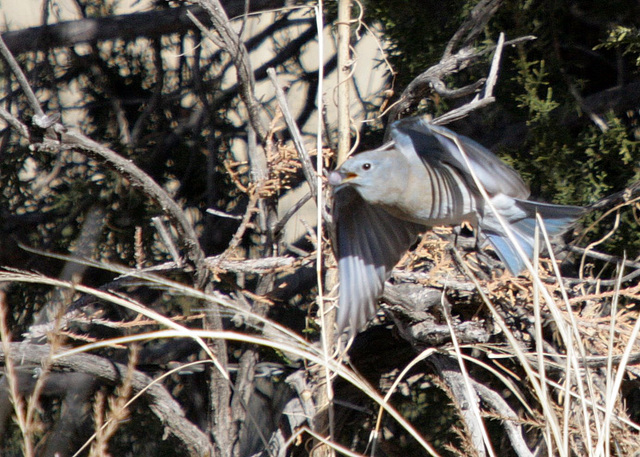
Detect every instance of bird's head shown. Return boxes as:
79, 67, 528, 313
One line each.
328, 146, 409, 205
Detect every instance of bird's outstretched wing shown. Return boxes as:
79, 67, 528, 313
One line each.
391, 117, 530, 199
333, 187, 425, 336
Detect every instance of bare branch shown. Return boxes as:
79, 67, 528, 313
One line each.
0, 105, 29, 138
272, 191, 314, 235
444, 0, 502, 57
483, 32, 505, 99
0, 35, 46, 120
385, 27, 533, 133
192, 0, 269, 142
384, 45, 484, 133
474, 383, 534, 457
0, 25, 206, 287
431, 354, 487, 456
33, 129, 208, 285
205, 255, 304, 274
152, 217, 183, 267
432, 32, 506, 125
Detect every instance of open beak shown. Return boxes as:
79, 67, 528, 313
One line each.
328, 171, 357, 187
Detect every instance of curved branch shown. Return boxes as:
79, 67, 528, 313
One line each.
36, 128, 208, 286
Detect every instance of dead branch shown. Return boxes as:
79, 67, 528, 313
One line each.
443, 0, 501, 58
384, 46, 486, 133
0, 105, 29, 138
385, 23, 534, 133
587, 178, 640, 212
474, 383, 534, 457
33, 130, 209, 286
0, 35, 47, 121
431, 354, 487, 457
0, 2, 288, 55
0, 31, 208, 288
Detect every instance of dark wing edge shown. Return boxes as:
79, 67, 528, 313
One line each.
333, 187, 425, 337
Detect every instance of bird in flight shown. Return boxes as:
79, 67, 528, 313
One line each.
329, 116, 584, 336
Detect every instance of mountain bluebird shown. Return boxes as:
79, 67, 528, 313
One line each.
329, 116, 584, 336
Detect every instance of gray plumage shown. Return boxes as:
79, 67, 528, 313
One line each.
329, 116, 584, 336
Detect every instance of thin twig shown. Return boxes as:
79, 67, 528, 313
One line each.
273, 190, 314, 235
0, 105, 30, 138
206, 208, 243, 220
0, 35, 46, 121
152, 217, 183, 267
267, 68, 318, 200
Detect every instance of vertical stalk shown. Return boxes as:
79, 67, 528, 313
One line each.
313, 3, 336, 456
336, 0, 352, 165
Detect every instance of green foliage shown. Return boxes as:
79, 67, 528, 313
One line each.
596, 25, 640, 66
513, 58, 559, 124
503, 44, 640, 256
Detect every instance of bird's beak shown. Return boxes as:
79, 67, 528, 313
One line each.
328, 170, 357, 187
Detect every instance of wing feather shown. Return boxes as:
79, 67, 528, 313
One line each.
334, 187, 425, 335
391, 117, 529, 199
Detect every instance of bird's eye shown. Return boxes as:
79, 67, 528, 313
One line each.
362, 163, 371, 171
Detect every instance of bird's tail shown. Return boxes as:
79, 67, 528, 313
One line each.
484, 200, 585, 274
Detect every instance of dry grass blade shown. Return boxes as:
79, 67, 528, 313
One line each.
59, 327, 442, 456
0, 293, 34, 457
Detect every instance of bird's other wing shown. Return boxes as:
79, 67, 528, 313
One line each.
333, 187, 425, 336
391, 117, 530, 199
